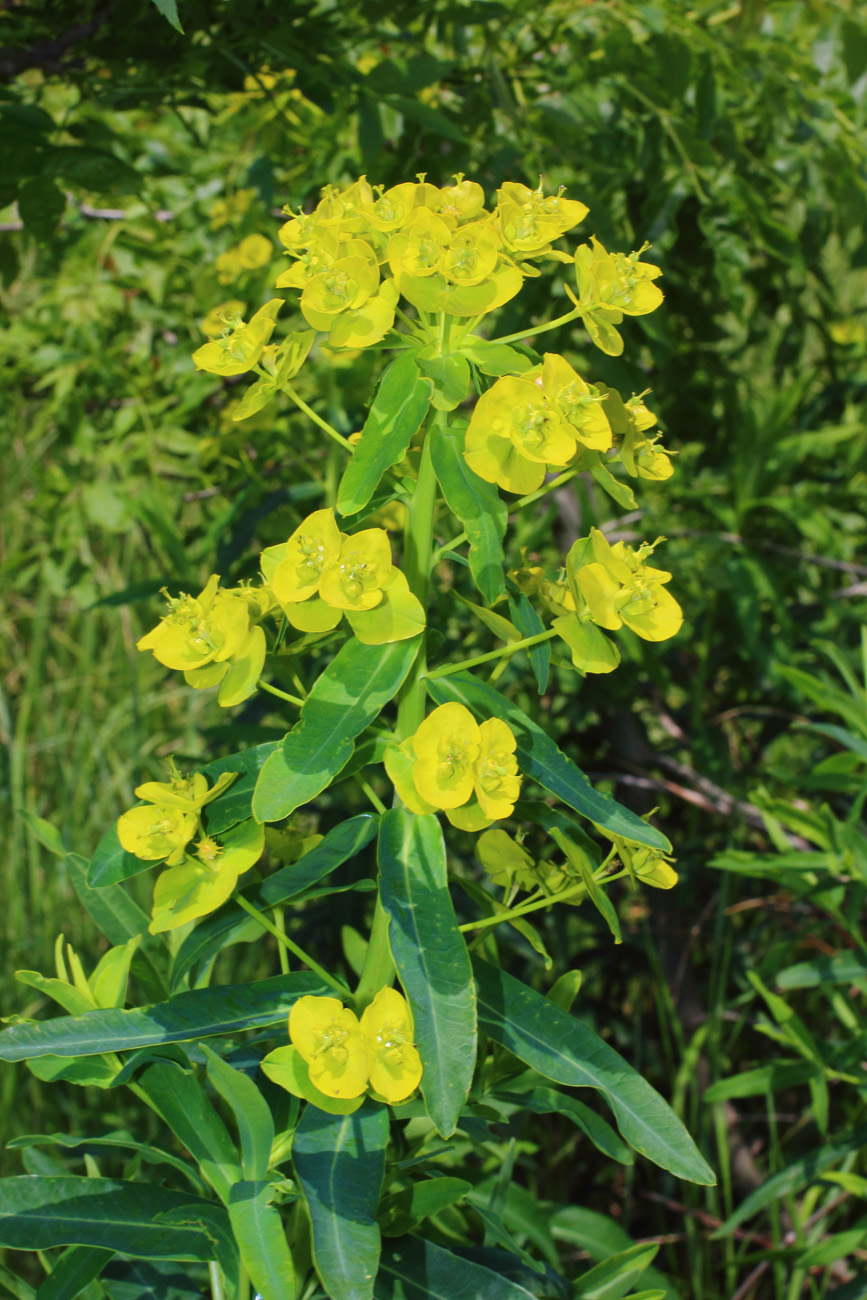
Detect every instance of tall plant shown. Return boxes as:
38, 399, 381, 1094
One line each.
0, 175, 714, 1300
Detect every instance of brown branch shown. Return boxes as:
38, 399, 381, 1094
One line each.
0, 7, 112, 81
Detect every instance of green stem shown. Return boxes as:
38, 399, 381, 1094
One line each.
489, 305, 582, 347
279, 381, 354, 451
356, 774, 388, 816
354, 411, 442, 1004
425, 628, 557, 680
459, 878, 588, 933
257, 679, 304, 708
208, 1262, 228, 1300
234, 893, 348, 996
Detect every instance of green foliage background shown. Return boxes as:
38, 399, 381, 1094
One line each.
2, 0, 867, 1295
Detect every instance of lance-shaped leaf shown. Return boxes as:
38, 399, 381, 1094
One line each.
228, 1181, 296, 1300
378, 810, 476, 1136
35, 1245, 113, 1300
200, 742, 280, 835
201, 1045, 274, 1182
428, 673, 670, 851
136, 1060, 242, 1203
473, 959, 714, 1185
430, 423, 507, 605
293, 1100, 389, 1300
0, 972, 327, 1061
0, 1178, 236, 1274
337, 352, 432, 516
253, 638, 419, 824
375, 1237, 538, 1299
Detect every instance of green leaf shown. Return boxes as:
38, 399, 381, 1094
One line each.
19, 812, 67, 859
549, 1208, 677, 1300
227, 1181, 296, 1300
18, 178, 66, 241
253, 638, 419, 823
99, 1259, 203, 1300
201, 742, 280, 835
461, 338, 535, 377
35, 1245, 112, 1300
0, 972, 327, 1061
136, 1060, 242, 1202
497, 1088, 633, 1165
473, 959, 714, 1184
715, 1125, 867, 1234
508, 594, 549, 694
379, 1176, 472, 1237
150, 0, 184, 33
375, 1238, 537, 1299
0, 1178, 234, 1273
87, 827, 151, 888
293, 1100, 389, 1300
428, 675, 670, 851
378, 810, 477, 1137
201, 1045, 273, 1181
776, 950, 867, 990
337, 353, 432, 516
416, 349, 470, 411
66, 853, 159, 953
430, 424, 507, 604
572, 1243, 659, 1299
9, 1133, 206, 1193
703, 1061, 817, 1102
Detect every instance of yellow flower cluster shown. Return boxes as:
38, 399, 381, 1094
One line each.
386, 703, 521, 831
513, 528, 683, 675
116, 767, 264, 933
568, 237, 664, 356
289, 988, 422, 1103
275, 176, 588, 349
260, 508, 424, 645
465, 352, 612, 495
215, 233, 273, 285
136, 574, 268, 706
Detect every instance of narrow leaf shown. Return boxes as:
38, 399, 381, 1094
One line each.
375, 1237, 537, 1299
508, 594, 549, 694
430, 424, 507, 605
473, 959, 714, 1184
136, 1060, 242, 1202
293, 1100, 389, 1300
0, 972, 327, 1061
227, 1181, 296, 1300
0, 1178, 234, 1272
202, 1045, 274, 1181
337, 353, 432, 515
428, 674, 670, 850
252, 638, 419, 823
378, 810, 477, 1136
150, 0, 184, 33
35, 1245, 112, 1300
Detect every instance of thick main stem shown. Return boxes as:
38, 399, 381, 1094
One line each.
355, 408, 442, 1009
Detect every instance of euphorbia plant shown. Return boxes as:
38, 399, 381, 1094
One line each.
0, 175, 713, 1300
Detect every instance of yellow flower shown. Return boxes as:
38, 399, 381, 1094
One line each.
472, 718, 521, 821
360, 987, 422, 1103
272, 509, 343, 605
465, 374, 577, 494
117, 804, 196, 864
569, 528, 683, 643
192, 300, 282, 376
497, 180, 589, 255
411, 703, 481, 810
540, 354, 612, 452
149, 819, 265, 933
200, 300, 246, 337
289, 995, 369, 1099
136, 575, 250, 672
235, 233, 273, 270
573, 237, 663, 317
318, 529, 392, 611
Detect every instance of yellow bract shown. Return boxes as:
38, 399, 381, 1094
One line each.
137, 576, 268, 707
149, 818, 265, 933
361, 986, 423, 1104
407, 704, 521, 827
287, 989, 422, 1104
263, 510, 425, 645
117, 766, 238, 867
192, 300, 282, 376
571, 237, 664, 356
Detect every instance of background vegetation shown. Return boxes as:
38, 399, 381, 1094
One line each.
2, 0, 866, 1295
